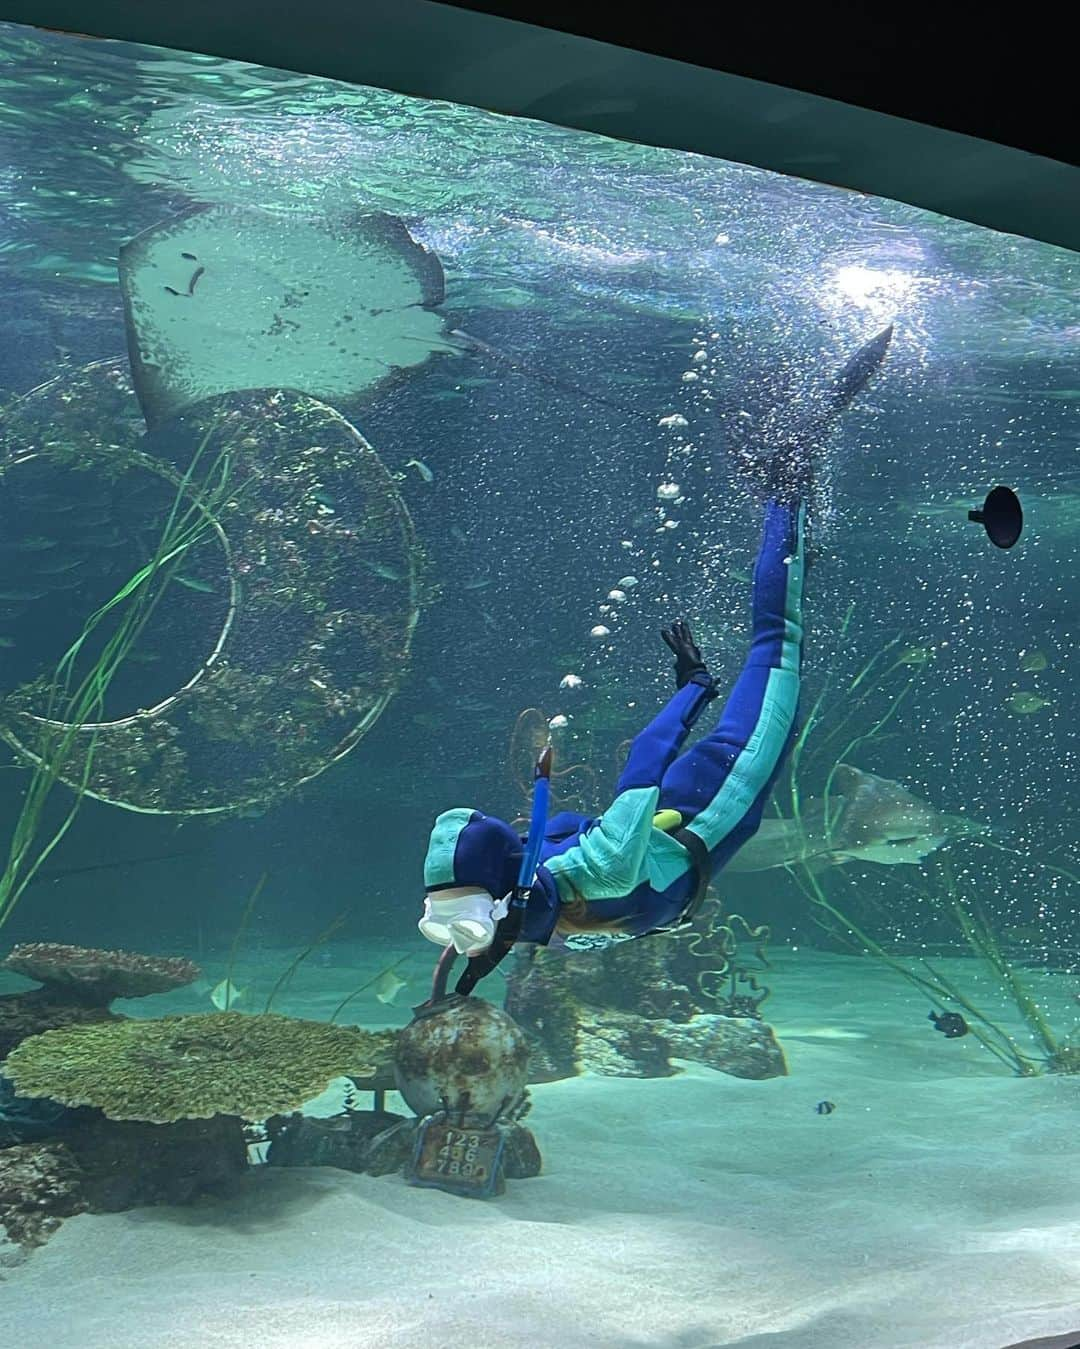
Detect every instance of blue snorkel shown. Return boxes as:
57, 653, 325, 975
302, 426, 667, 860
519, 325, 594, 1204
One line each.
511, 745, 553, 919
431, 744, 552, 1002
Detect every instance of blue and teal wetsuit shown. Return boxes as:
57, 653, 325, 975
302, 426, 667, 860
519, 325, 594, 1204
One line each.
423, 497, 805, 950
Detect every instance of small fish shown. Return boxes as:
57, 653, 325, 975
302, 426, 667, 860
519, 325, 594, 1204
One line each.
463, 577, 492, 591
33, 555, 85, 576
358, 558, 408, 582
928, 1009, 969, 1038
1007, 692, 1052, 714
898, 645, 933, 665
174, 574, 215, 593
210, 978, 244, 1010
815, 1100, 836, 1115
0, 588, 47, 602
404, 458, 434, 483
1002, 925, 1043, 945
373, 967, 408, 1005
4, 536, 57, 553
1020, 650, 1048, 673
0, 636, 14, 648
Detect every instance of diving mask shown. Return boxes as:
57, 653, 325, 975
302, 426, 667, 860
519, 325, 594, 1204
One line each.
418, 887, 510, 956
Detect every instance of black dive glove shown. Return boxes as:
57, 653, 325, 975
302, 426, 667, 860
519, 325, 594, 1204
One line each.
661, 620, 708, 690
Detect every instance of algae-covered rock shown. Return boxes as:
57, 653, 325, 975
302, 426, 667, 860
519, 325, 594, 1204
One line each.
505, 933, 784, 1081
0, 1141, 86, 1248
3, 1011, 379, 1123
576, 1010, 676, 1078
575, 1009, 786, 1079
266, 1108, 406, 1173
64, 1114, 248, 1212
666, 1014, 787, 1079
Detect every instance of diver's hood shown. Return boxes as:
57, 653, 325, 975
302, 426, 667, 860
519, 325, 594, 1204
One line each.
423, 808, 523, 898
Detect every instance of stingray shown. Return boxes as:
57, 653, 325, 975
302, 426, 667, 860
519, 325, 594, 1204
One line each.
119, 204, 450, 426
727, 764, 991, 873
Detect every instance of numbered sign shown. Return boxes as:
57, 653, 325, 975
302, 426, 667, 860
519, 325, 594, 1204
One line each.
406, 1116, 507, 1198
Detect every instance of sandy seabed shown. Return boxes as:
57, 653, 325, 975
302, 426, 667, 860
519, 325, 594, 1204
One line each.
3, 949, 1080, 1349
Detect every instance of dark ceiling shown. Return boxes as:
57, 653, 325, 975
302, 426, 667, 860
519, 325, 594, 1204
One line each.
1, 0, 1076, 251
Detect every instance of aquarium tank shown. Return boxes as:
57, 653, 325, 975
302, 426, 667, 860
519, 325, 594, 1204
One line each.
0, 16, 1078, 1349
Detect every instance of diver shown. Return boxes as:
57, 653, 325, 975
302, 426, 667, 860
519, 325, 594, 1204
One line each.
419, 326, 893, 971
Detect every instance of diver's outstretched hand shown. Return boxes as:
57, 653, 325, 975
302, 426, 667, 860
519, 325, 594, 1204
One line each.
661, 619, 708, 690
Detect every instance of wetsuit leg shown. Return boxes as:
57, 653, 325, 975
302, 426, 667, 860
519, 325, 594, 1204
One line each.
657, 499, 806, 856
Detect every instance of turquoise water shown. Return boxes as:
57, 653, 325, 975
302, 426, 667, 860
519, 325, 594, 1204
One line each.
0, 20, 1079, 1348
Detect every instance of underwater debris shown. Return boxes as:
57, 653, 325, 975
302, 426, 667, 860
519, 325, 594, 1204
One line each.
815, 1100, 836, 1115
1, 942, 199, 1006
2, 1011, 381, 1123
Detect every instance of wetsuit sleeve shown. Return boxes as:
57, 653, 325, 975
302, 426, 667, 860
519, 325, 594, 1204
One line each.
543, 675, 717, 905
544, 785, 659, 901
614, 672, 717, 794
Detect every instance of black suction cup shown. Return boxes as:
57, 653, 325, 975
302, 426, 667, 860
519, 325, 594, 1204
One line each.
968, 485, 1023, 549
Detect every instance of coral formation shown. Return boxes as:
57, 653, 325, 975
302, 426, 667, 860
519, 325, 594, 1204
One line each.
0, 941, 201, 1060
2, 942, 199, 1004
3, 1011, 380, 1123
0, 993, 114, 1063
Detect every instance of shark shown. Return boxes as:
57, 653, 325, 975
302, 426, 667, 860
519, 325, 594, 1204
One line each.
727, 764, 991, 873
